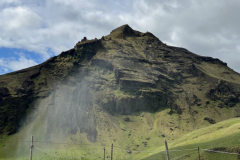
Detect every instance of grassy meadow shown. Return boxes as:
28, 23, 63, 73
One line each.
0, 108, 239, 160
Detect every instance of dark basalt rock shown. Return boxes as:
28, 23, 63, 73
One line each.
123, 117, 131, 122
0, 87, 9, 97
196, 56, 227, 66
110, 24, 137, 38
91, 59, 114, 71
204, 117, 216, 124
207, 80, 240, 107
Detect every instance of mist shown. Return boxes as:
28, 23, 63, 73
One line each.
14, 67, 104, 159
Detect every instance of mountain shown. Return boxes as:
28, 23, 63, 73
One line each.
0, 24, 240, 160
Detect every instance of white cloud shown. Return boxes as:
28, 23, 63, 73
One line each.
0, 0, 20, 5
0, 0, 239, 73
236, 46, 240, 52
0, 53, 37, 72
3, 67, 9, 73
1, 6, 41, 31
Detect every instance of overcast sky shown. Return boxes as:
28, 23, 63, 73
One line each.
0, 0, 240, 75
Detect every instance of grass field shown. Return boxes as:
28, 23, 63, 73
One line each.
0, 110, 239, 160
142, 118, 240, 160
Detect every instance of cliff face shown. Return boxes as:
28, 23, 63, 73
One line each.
0, 25, 240, 144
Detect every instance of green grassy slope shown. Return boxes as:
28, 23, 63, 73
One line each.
0, 109, 239, 160
142, 118, 240, 160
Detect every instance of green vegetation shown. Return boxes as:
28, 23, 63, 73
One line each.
0, 96, 33, 135
73, 50, 83, 62
115, 89, 124, 95
142, 118, 240, 160
1, 108, 239, 160
143, 131, 240, 160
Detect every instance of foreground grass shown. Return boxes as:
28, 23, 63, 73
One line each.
143, 131, 240, 160
142, 118, 240, 160
1, 114, 239, 160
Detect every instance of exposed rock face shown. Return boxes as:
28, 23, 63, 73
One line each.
204, 117, 216, 124
0, 24, 240, 143
208, 80, 240, 107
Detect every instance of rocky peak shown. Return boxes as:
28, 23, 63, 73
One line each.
109, 24, 135, 38
108, 24, 157, 40
81, 37, 87, 42
74, 38, 101, 50
107, 24, 141, 39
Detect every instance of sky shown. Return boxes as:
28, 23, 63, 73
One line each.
0, 0, 240, 75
